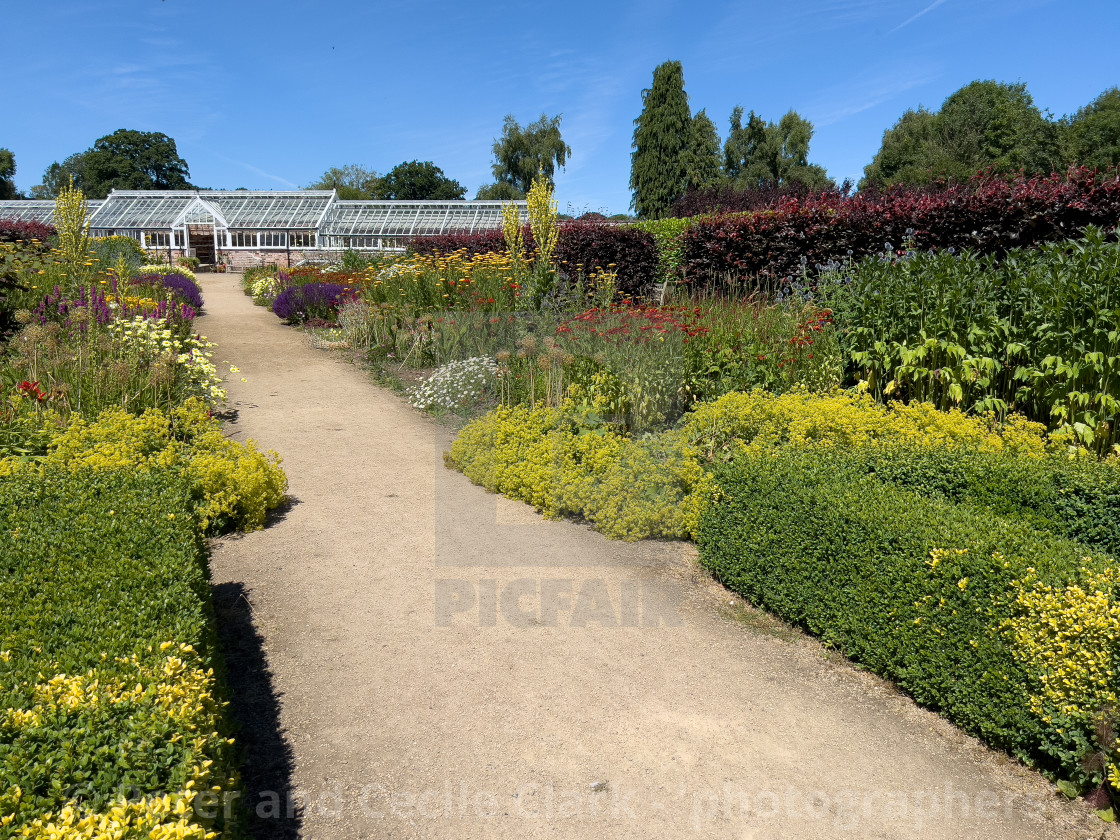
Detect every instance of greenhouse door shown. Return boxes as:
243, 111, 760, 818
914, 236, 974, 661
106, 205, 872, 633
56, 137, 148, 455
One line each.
188, 225, 216, 265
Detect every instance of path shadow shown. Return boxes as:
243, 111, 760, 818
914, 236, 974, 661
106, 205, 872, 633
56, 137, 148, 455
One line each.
265, 496, 301, 528
212, 582, 302, 840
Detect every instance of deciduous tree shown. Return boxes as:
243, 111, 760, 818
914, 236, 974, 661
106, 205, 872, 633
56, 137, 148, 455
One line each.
0, 149, 17, 199
373, 161, 466, 200
861, 81, 1062, 188
723, 107, 832, 190
308, 164, 380, 199
1064, 87, 1120, 170
32, 130, 192, 199
490, 114, 571, 195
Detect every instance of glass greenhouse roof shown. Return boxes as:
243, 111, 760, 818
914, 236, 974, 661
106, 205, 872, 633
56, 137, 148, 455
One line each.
0, 200, 103, 224
89, 192, 195, 229
3, 192, 522, 244
88, 190, 335, 231
321, 200, 524, 238
203, 191, 334, 230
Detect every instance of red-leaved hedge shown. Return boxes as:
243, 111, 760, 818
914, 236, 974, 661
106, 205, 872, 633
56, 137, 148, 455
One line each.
681, 168, 1120, 288
672, 181, 846, 218
0, 219, 56, 243
407, 222, 660, 298
554, 221, 659, 298
408, 229, 511, 258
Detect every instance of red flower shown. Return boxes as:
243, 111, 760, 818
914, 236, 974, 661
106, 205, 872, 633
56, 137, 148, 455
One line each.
19, 380, 47, 401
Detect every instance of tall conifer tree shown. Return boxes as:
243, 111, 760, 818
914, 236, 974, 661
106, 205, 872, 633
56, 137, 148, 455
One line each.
630, 61, 692, 218
683, 109, 722, 192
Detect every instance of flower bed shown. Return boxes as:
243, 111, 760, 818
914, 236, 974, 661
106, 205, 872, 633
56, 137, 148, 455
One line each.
0, 184, 290, 837
0, 467, 240, 839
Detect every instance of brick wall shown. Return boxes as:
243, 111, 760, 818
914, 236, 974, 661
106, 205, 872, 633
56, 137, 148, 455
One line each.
141, 248, 313, 270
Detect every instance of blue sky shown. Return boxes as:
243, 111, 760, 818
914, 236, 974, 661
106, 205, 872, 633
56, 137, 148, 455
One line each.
6, 0, 1119, 214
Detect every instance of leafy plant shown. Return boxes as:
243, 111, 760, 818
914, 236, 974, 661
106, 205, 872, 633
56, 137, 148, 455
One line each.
822, 227, 1120, 452
0, 467, 238, 837
698, 445, 1120, 796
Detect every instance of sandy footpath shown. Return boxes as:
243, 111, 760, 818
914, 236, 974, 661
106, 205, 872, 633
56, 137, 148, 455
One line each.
199, 272, 1109, 839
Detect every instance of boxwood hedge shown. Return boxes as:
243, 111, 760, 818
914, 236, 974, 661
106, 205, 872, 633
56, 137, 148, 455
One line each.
0, 466, 240, 837
697, 448, 1119, 787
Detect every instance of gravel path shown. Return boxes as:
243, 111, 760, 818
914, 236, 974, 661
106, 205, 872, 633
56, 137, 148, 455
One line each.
200, 272, 1106, 840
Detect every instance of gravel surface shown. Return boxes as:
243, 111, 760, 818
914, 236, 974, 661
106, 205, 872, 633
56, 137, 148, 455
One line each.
200, 272, 1114, 840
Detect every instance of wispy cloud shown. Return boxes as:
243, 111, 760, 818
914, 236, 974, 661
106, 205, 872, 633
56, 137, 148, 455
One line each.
212, 153, 298, 188
888, 0, 947, 33
809, 68, 940, 126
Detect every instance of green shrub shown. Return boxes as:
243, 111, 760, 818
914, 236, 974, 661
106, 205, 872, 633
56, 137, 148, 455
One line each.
698, 447, 1120, 789
681, 389, 1120, 556
93, 235, 146, 269
30, 398, 288, 534
448, 404, 712, 540
632, 216, 694, 289
0, 467, 239, 838
821, 227, 1120, 453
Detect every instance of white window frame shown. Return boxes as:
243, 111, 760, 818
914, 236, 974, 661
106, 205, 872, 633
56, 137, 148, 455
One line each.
229, 231, 259, 249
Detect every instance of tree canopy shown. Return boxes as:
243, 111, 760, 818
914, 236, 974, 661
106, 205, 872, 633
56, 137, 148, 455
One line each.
32, 129, 192, 199
723, 107, 832, 191
0, 149, 17, 200
307, 164, 380, 199
630, 60, 693, 218
31, 154, 87, 199
861, 81, 1063, 189
373, 160, 466, 200
1064, 87, 1120, 170
475, 181, 526, 200
682, 109, 723, 192
487, 114, 571, 197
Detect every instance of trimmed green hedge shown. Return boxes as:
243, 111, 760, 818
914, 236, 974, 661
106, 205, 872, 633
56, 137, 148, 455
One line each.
0, 466, 239, 837
837, 446, 1120, 558
697, 448, 1119, 786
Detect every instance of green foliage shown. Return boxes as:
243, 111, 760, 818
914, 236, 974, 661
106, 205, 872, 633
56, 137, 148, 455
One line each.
1064, 87, 1120, 170
0, 149, 17, 200
448, 404, 713, 541
40, 399, 288, 534
697, 445, 1118, 786
859, 108, 939, 188
307, 163, 380, 199
630, 60, 693, 219
373, 160, 466, 200
723, 107, 833, 190
94, 235, 145, 271
476, 181, 526, 200
683, 109, 722, 192
37, 129, 193, 200
632, 216, 695, 286
0, 466, 238, 837
862, 80, 1062, 188
30, 153, 87, 200
821, 227, 1120, 453
490, 114, 571, 195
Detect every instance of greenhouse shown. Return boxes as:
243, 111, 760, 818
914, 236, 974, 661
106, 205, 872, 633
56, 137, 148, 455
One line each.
0, 199, 103, 224
0, 190, 525, 268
